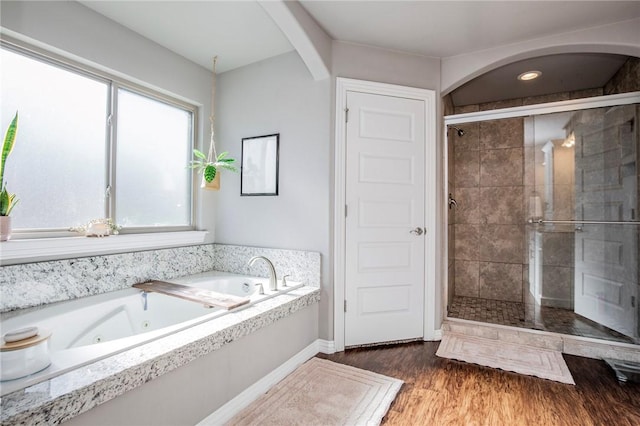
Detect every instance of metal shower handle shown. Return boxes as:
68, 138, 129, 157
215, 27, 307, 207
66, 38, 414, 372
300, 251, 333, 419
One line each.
448, 193, 457, 209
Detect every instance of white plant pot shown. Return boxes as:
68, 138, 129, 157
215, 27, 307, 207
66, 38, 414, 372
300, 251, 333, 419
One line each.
0, 216, 11, 241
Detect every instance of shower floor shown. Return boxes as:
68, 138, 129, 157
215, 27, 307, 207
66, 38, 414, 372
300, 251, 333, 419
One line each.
448, 296, 635, 345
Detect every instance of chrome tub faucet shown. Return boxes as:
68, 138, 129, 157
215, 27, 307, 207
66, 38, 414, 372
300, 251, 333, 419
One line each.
247, 256, 278, 291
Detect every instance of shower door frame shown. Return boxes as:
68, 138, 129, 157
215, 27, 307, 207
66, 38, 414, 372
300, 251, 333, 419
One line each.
442, 91, 640, 336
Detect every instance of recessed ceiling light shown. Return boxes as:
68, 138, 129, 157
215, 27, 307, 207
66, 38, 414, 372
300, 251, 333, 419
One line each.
517, 70, 542, 81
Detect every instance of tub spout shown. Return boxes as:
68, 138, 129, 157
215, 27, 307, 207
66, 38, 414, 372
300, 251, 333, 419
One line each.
141, 291, 148, 311
247, 256, 277, 291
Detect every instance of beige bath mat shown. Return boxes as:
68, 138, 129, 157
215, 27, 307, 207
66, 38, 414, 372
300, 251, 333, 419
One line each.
437, 333, 575, 385
226, 357, 403, 425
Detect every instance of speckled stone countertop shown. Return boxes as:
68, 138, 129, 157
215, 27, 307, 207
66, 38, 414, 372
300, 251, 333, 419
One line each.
0, 286, 320, 425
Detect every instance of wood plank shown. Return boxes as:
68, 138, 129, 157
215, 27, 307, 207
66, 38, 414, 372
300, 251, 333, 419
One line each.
319, 342, 640, 425
133, 281, 250, 310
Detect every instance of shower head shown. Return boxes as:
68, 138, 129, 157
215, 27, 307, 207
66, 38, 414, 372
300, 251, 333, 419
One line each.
449, 126, 465, 137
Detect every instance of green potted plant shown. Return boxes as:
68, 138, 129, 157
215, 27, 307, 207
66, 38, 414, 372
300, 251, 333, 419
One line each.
1, 111, 19, 241
189, 149, 237, 190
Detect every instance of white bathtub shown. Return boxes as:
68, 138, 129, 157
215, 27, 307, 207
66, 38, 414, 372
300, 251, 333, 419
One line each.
0, 271, 302, 396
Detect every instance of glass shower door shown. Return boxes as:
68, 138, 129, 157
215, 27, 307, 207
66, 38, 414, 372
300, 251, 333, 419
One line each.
571, 104, 639, 340
529, 103, 639, 343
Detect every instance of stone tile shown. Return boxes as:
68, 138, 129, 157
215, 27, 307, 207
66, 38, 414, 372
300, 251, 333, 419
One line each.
604, 57, 640, 95
480, 186, 523, 225
564, 339, 640, 362
541, 232, 574, 267
443, 94, 455, 115
454, 260, 479, 298
447, 133, 455, 175
479, 117, 523, 150
480, 148, 523, 187
454, 224, 480, 260
448, 263, 455, 296
447, 185, 455, 225
453, 187, 479, 224
522, 92, 570, 106
479, 98, 523, 111
445, 322, 499, 339
570, 88, 603, 99
448, 224, 455, 261
454, 149, 479, 188
479, 262, 523, 302
452, 122, 479, 152
541, 265, 574, 308
448, 296, 634, 345
523, 147, 535, 186
454, 104, 479, 114
479, 224, 524, 264
496, 329, 564, 350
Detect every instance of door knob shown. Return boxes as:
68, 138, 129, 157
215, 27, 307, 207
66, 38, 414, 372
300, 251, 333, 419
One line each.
410, 227, 424, 236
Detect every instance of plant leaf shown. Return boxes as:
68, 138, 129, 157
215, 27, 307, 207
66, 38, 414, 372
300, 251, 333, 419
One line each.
204, 165, 217, 182
193, 149, 207, 160
0, 187, 10, 216
217, 164, 238, 173
217, 151, 229, 160
1, 111, 18, 188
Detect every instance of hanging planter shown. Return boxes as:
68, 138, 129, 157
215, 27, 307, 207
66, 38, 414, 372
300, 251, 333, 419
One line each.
189, 149, 235, 190
190, 56, 237, 191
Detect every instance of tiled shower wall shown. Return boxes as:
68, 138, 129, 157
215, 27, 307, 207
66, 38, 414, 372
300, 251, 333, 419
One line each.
451, 116, 526, 302
445, 56, 639, 305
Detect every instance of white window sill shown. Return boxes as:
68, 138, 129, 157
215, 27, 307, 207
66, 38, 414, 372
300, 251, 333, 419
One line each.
0, 231, 209, 266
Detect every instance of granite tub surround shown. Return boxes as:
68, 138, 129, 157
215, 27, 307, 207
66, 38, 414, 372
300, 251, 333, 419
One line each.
213, 244, 321, 288
0, 285, 321, 425
0, 244, 217, 312
1, 243, 321, 312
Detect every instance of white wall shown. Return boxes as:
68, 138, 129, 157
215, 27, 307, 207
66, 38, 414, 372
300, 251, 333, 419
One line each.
0, 0, 217, 238
214, 51, 331, 336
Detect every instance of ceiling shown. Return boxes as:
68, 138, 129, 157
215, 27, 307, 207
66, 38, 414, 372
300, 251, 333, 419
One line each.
451, 53, 630, 106
79, 1, 640, 102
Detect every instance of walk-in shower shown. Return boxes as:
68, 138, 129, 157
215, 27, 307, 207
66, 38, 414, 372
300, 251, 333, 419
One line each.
445, 93, 640, 345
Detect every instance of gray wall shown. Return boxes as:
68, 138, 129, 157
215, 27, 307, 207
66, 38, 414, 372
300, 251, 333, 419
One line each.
330, 41, 445, 335
0, 0, 217, 238
215, 42, 446, 341
65, 304, 318, 426
214, 52, 331, 337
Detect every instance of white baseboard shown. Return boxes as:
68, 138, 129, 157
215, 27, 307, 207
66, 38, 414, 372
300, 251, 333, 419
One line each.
317, 339, 336, 354
197, 340, 322, 425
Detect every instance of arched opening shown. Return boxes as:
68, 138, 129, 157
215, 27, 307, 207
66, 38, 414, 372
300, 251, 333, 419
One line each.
443, 52, 640, 345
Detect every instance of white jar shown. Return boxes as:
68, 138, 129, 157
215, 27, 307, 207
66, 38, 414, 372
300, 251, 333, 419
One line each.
0, 329, 52, 381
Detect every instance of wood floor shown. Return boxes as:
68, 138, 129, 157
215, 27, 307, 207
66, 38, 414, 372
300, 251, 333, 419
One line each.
319, 341, 640, 426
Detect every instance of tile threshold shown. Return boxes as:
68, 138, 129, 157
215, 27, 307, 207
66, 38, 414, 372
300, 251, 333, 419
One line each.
443, 317, 640, 363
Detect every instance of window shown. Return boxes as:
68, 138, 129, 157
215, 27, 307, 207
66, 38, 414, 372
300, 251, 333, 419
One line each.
0, 44, 195, 235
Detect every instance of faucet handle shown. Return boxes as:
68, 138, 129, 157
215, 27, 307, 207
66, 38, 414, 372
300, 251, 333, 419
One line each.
282, 274, 290, 287
255, 283, 265, 295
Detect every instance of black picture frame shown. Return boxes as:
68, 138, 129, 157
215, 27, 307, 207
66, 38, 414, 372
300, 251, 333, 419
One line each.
241, 133, 279, 196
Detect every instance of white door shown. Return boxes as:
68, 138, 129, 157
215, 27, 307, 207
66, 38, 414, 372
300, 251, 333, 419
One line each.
574, 104, 638, 339
344, 91, 426, 347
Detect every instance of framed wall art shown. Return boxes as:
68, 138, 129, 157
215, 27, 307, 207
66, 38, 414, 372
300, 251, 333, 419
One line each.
241, 133, 279, 196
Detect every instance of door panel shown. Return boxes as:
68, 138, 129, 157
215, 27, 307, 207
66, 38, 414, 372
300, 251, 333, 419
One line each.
345, 91, 425, 346
574, 104, 638, 339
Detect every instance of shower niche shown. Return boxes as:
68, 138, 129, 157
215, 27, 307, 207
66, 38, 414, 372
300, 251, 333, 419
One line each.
447, 99, 640, 345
